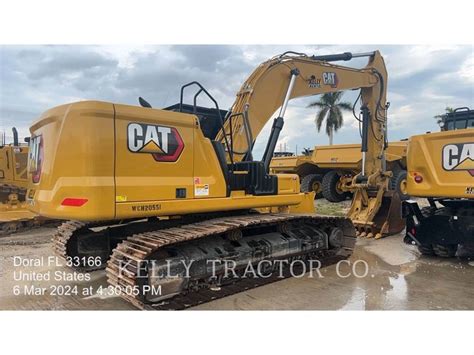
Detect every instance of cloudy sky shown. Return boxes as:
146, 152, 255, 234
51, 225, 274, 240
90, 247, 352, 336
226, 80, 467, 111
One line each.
0, 45, 472, 157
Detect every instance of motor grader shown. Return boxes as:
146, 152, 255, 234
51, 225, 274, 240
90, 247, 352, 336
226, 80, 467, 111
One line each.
0, 128, 39, 233
403, 107, 474, 257
271, 141, 408, 202
26, 50, 402, 309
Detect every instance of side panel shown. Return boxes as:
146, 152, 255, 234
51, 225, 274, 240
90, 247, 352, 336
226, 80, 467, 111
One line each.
0, 145, 30, 189
312, 144, 362, 170
192, 128, 227, 199
270, 156, 301, 172
310, 141, 407, 170
13, 146, 29, 185
276, 174, 299, 194
407, 130, 474, 198
114, 105, 196, 204
28, 101, 116, 220
0, 147, 14, 184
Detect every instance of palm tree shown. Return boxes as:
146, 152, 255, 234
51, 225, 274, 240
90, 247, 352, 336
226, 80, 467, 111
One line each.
307, 92, 352, 145
434, 106, 454, 126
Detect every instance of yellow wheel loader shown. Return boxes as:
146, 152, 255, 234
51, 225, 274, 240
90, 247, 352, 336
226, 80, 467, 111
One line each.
27, 50, 401, 309
403, 107, 474, 257
0, 128, 42, 233
271, 141, 409, 202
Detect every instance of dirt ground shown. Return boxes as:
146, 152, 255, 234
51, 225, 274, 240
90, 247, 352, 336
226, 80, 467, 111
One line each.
1, 201, 473, 311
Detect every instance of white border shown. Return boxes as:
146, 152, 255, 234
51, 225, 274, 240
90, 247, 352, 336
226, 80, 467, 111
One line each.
0, 0, 472, 44
1, 311, 471, 354
1, 1, 472, 353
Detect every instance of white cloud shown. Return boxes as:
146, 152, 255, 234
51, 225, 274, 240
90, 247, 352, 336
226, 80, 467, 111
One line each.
0, 44, 471, 149
388, 104, 415, 129
458, 54, 474, 82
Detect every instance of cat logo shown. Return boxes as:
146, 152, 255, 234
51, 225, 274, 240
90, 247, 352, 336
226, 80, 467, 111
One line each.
442, 143, 474, 177
322, 72, 338, 88
127, 123, 184, 162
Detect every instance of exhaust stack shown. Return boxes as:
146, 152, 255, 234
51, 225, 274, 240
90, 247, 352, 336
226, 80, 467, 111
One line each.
12, 127, 19, 146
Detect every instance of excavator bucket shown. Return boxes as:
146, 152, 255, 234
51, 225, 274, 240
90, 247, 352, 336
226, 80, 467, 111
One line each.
372, 191, 405, 237
348, 188, 405, 239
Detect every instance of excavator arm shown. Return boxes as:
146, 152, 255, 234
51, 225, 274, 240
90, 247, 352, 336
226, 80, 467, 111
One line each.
217, 51, 387, 175
217, 50, 403, 238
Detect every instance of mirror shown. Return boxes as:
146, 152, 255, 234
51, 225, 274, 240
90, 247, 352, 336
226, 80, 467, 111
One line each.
139, 97, 152, 108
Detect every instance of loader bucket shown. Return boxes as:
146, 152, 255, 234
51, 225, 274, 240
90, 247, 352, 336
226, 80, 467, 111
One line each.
372, 191, 405, 237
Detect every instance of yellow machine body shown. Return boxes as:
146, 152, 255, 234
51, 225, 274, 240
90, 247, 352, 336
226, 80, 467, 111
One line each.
25, 50, 399, 306
0, 141, 39, 231
407, 129, 473, 198
28, 50, 400, 238
0, 144, 29, 191
27, 101, 308, 221
403, 108, 473, 257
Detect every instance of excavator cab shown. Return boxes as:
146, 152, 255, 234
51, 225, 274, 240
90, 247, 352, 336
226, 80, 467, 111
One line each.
439, 107, 474, 131
140, 81, 281, 198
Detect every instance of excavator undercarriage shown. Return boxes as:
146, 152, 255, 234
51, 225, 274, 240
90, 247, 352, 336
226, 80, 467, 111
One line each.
53, 212, 355, 309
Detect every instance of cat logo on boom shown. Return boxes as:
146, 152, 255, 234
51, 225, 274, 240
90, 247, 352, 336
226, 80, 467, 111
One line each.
442, 142, 474, 177
322, 72, 338, 88
127, 123, 184, 162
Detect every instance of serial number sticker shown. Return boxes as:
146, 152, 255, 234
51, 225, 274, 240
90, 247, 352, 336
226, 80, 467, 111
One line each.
195, 184, 209, 196
131, 204, 162, 212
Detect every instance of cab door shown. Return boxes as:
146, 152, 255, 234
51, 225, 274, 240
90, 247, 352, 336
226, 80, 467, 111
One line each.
114, 104, 195, 204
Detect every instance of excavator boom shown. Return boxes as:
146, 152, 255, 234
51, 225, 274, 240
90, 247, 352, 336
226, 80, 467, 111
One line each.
217, 51, 387, 173
216, 51, 402, 237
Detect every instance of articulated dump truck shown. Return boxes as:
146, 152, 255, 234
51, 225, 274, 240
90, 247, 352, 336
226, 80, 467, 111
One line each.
26, 50, 402, 309
403, 107, 474, 258
0, 128, 43, 234
271, 141, 408, 202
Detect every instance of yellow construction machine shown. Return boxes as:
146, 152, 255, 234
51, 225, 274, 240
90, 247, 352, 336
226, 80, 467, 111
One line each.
0, 128, 39, 233
27, 50, 400, 308
403, 107, 474, 257
271, 141, 408, 202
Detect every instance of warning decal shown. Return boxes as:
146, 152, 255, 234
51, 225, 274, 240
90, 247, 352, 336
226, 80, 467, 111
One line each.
195, 184, 209, 196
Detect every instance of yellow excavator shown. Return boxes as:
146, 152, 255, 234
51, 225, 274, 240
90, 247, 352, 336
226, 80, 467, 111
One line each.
403, 107, 473, 257
27, 50, 401, 308
0, 128, 39, 233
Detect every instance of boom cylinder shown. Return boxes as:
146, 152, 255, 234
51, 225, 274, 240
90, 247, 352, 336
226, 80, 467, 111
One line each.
311, 51, 375, 62
262, 69, 299, 171
360, 106, 370, 178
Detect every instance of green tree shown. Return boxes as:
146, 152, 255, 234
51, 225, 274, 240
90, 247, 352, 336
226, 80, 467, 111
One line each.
434, 106, 454, 125
307, 92, 352, 145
